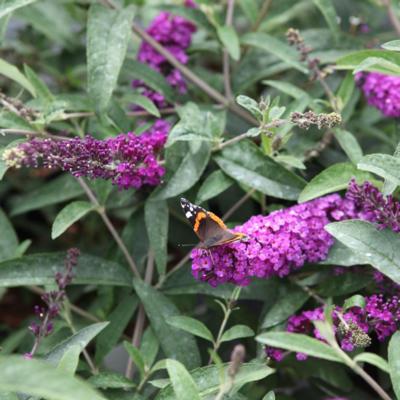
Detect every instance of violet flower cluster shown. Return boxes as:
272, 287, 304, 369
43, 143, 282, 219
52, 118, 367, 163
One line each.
356, 72, 400, 117
3, 120, 170, 190
346, 178, 400, 232
25, 248, 80, 359
132, 5, 196, 108
191, 194, 360, 287
266, 294, 400, 362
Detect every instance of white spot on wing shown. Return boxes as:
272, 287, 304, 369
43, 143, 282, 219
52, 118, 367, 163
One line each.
186, 212, 192, 218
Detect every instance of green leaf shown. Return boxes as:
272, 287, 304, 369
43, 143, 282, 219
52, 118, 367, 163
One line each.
140, 327, 159, 368
166, 359, 201, 400
263, 80, 310, 100
317, 272, 372, 297
0, 0, 38, 18
336, 71, 355, 111
321, 241, 366, 267
129, 93, 160, 117
236, 95, 262, 118
51, 201, 95, 240
196, 170, 233, 204
0, 355, 106, 400
145, 200, 169, 276
95, 293, 138, 363
343, 294, 366, 311
336, 50, 400, 72
220, 325, 254, 342
382, 40, 400, 51
46, 322, 109, 365
334, 129, 363, 165
88, 373, 135, 390
354, 352, 390, 374
154, 141, 211, 200
23, 64, 53, 102
358, 153, 400, 185
0, 58, 35, 96
215, 140, 305, 201
238, 0, 258, 22
155, 362, 274, 399
298, 162, 371, 203
168, 316, 214, 342
262, 391, 275, 400
128, 60, 175, 103
217, 25, 240, 61
87, 4, 134, 112
261, 284, 309, 329
383, 143, 400, 195
133, 279, 201, 369
241, 33, 308, 74
0, 208, 18, 262
10, 174, 84, 216
388, 331, 400, 399
124, 342, 146, 379
57, 345, 81, 376
257, 332, 342, 363
0, 253, 131, 287
325, 220, 400, 284
312, 0, 340, 43
353, 56, 400, 75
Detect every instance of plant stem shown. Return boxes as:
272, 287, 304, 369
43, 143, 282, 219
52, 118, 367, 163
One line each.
130, 24, 257, 126
223, 0, 235, 100
125, 251, 155, 379
251, 0, 273, 31
209, 288, 242, 364
76, 177, 141, 279
63, 306, 98, 374
335, 345, 392, 400
382, 0, 400, 35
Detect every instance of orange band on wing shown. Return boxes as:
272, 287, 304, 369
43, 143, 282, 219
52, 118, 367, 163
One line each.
194, 211, 207, 232
208, 212, 228, 229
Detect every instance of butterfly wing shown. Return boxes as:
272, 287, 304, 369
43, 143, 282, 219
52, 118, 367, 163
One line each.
180, 198, 246, 248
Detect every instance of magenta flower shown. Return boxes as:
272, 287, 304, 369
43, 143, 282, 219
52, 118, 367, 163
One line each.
346, 179, 400, 232
356, 72, 400, 117
191, 194, 360, 287
133, 9, 196, 108
3, 120, 170, 190
266, 294, 400, 362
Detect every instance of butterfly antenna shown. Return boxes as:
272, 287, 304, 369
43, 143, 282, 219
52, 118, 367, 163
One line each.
177, 243, 197, 247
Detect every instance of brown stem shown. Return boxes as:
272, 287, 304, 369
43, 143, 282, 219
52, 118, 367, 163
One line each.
223, 0, 235, 100
125, 251, 155, 379
304, 130, 334, 161
76, 178, 141, 279
382, 0, 400, 35
251, 0, 273, 32
130, 24, 257, 125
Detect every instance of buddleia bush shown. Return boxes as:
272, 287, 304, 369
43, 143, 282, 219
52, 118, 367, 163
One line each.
0, 1, 400, 399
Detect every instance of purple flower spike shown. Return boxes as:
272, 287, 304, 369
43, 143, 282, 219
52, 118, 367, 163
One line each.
191, 194, 360, 287
133, 8, 196, 108
3, 120, 170, 190
356, 72, 400, 117
346, 179, 400, 232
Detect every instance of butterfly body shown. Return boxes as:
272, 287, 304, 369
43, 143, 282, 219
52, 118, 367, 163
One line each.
180, 198, 246, 249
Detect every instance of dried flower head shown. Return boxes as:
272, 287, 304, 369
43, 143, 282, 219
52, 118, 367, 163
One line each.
290, 111, 342, 130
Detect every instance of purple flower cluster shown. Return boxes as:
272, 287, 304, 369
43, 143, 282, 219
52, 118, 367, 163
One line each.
356, 72, 400, 117
3, 120, 170, 190
346, 179, 400, 232
132, 6, 196, 108
191, 194, 360, 287
267, 294, 400, 362
25, 248, 80, 359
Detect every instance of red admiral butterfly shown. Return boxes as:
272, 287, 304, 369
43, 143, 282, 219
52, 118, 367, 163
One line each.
180, 198, 246, 249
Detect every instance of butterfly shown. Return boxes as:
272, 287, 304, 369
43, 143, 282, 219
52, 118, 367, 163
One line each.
180, 198, 246, 249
